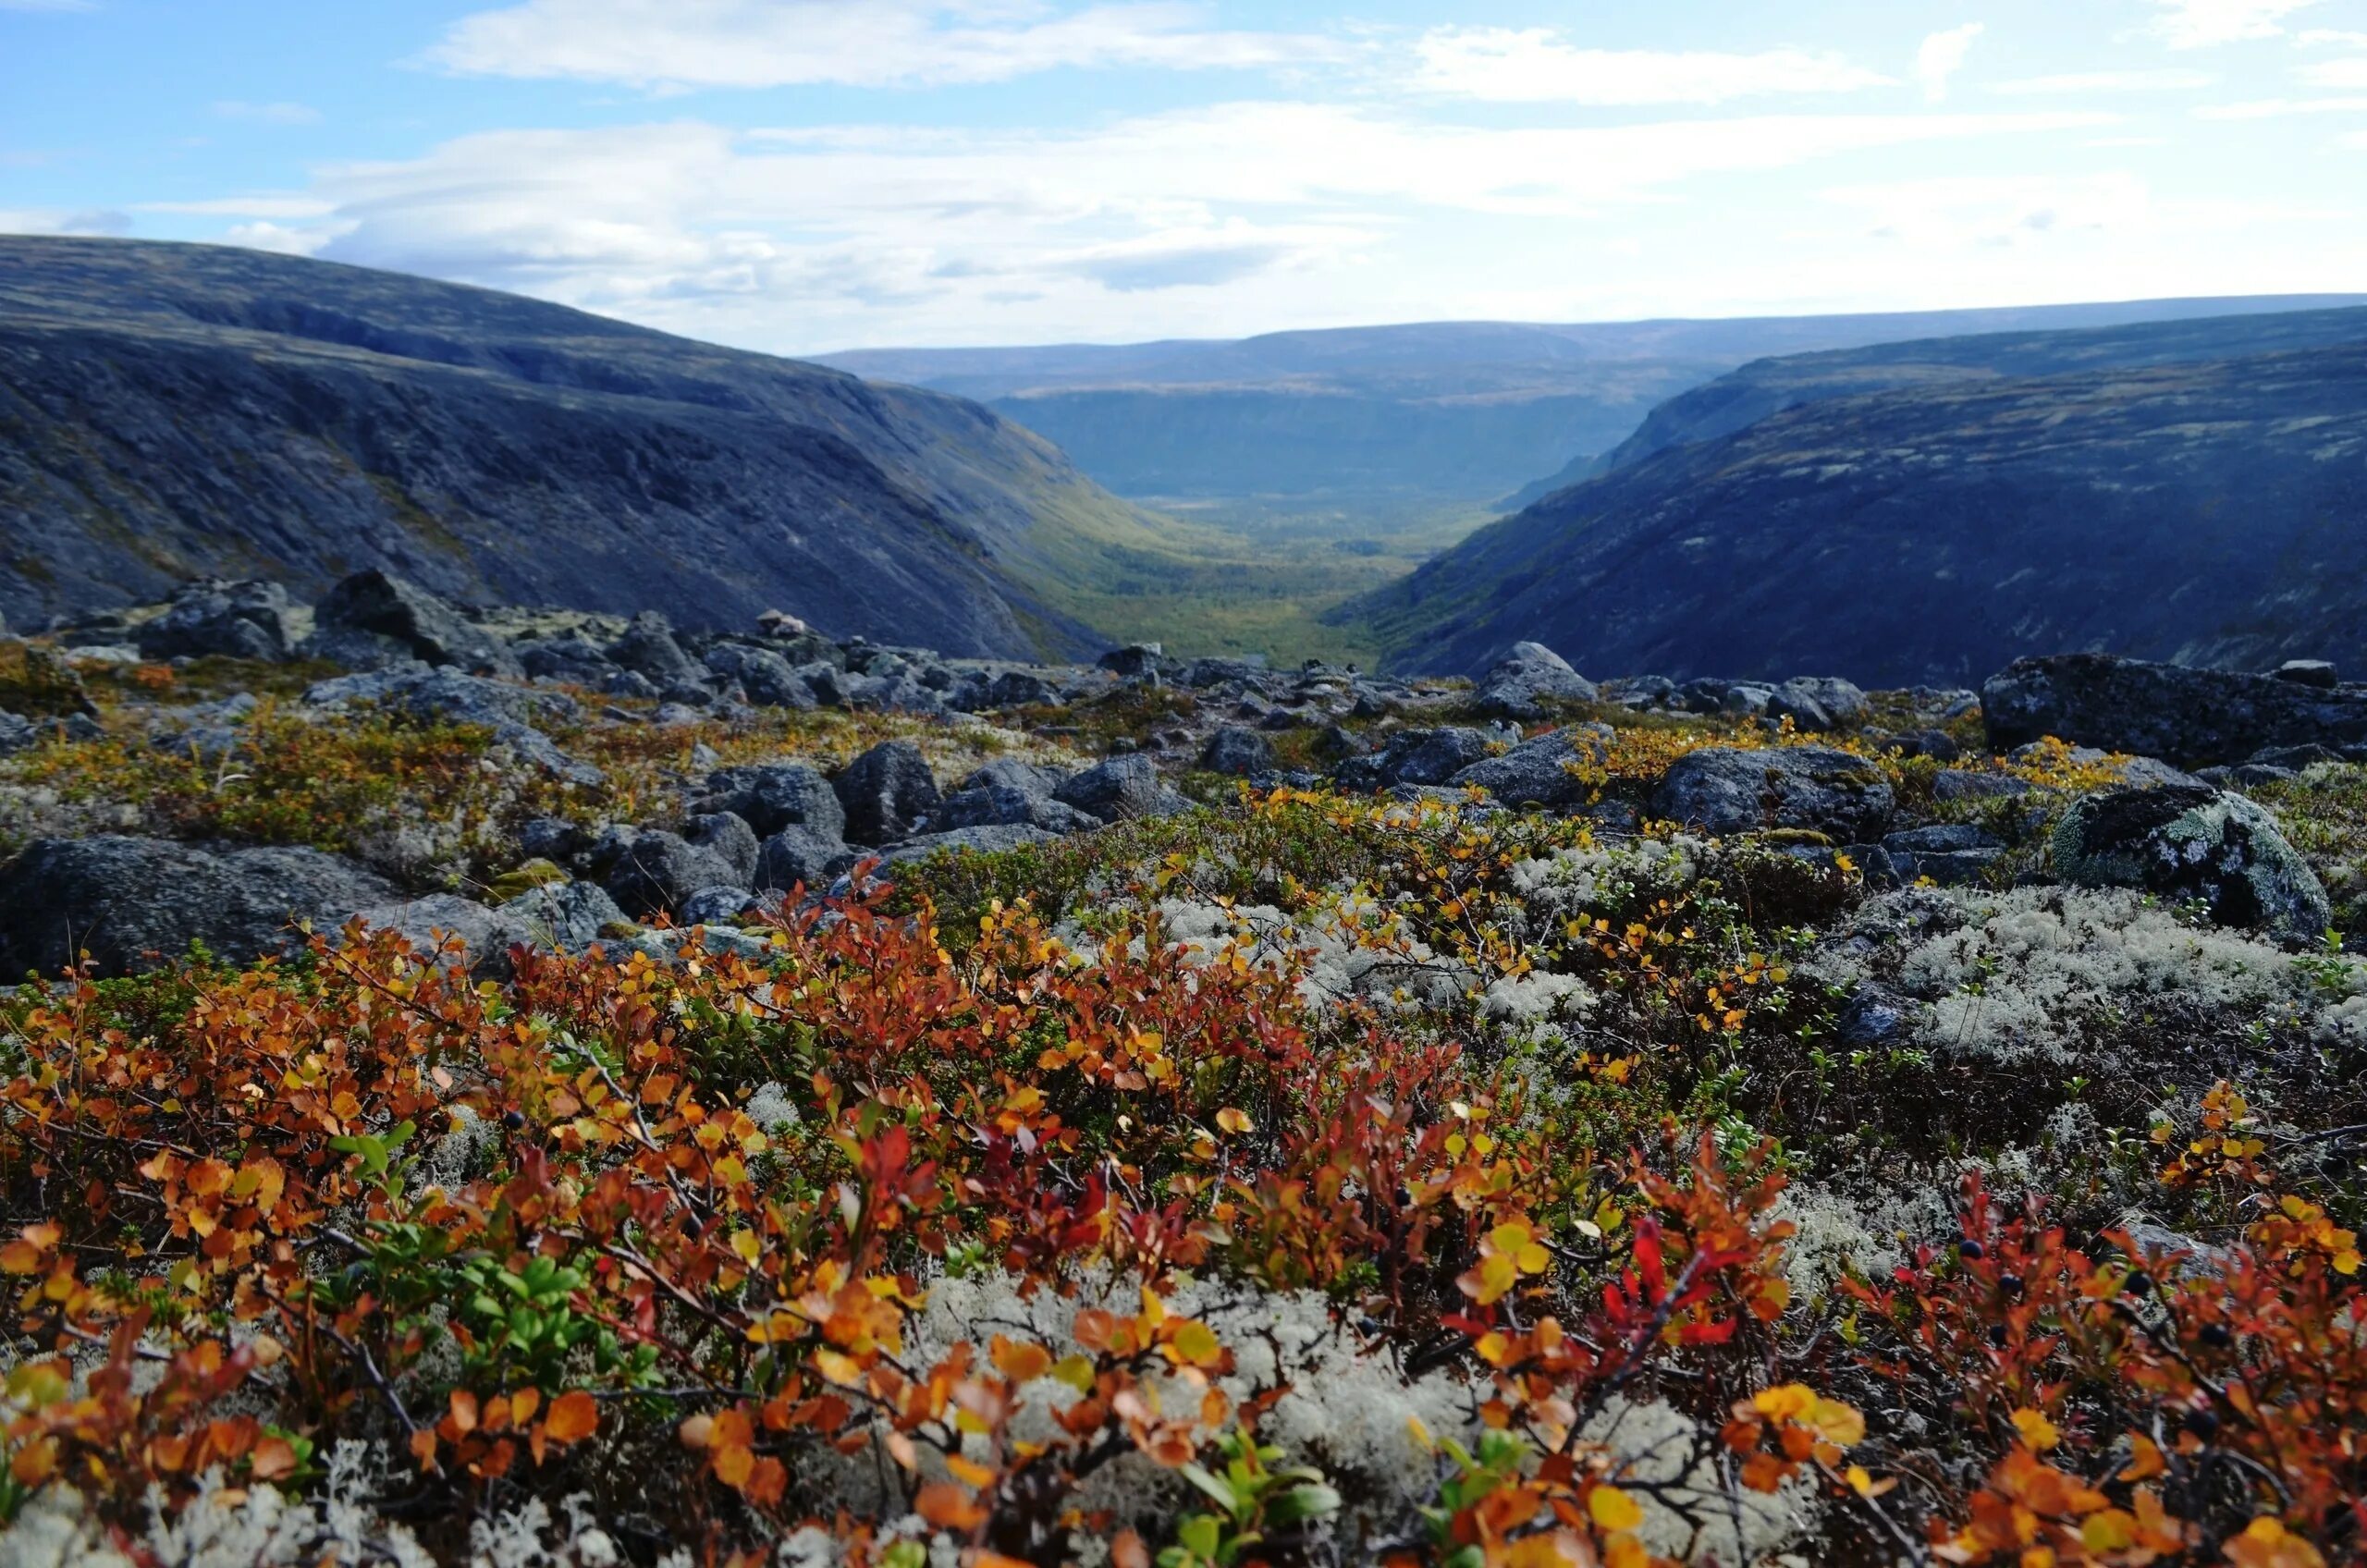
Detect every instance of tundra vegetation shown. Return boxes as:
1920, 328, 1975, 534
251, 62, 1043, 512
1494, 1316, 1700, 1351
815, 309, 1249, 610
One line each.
5, 618, 2367, 1568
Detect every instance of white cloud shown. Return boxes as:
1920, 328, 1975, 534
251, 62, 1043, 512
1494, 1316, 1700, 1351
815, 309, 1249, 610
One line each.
1913, 24, 1982, 104
2193, 93, 2367, 115
190, 102, 2097, 348
2298, 55, 2367, 87
425, 0, 1336, 90
1992, 68, 2215, 93
1410, 29, 1890, 104
212, 100, 324, 125
2297, 28, 2367, 44
0, 206, 129, 234
2143, 0, 2323, 49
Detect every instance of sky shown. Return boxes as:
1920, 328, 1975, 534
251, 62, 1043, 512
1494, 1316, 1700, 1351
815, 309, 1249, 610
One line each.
3, 0, 2366, 355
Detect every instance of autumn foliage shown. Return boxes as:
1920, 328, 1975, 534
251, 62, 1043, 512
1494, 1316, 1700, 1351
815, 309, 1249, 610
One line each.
2, 791, 2363, 1564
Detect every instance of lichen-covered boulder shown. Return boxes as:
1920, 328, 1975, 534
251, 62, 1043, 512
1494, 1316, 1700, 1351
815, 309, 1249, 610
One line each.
1650, 746, 1895, 842
1474, 642, 1596, 720
2052, 783, 2332, 942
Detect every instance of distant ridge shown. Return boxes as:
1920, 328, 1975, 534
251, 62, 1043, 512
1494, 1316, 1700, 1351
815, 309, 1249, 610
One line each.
0, 237, 1188, 659
816, 295, 2367, 517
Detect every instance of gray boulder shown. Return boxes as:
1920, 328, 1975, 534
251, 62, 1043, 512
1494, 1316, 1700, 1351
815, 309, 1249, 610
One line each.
0, 710, 40, 757
608, 611, 705, 688
678, 886, 759, 925
1474, 643, 1596, 720
1367, 727, 1500, 788
681, 812, 761, 885
1099, 643, 1167, 678
834, 741, 943, 844
691, 763, 846, 840
1881, 824, 2005, 888
308, 570, 520, 678
520, 636, 621, 686
1650, 746, 1895, 842
1767, 677, 1869, 733
2275, 659, 2339, 689
1200, 726, 1277, 777
2052, 784, 2332, 942
587, 827, 742, 919
1983, 653, 2367, 768
137, 579, 289, 663
704, 641, 814, 709
754, 826, 855, 892
1053, 754, 1189, 823
350, 893, 540, 978
1448, 724, 1611, 807
499, 879, 632, 952
933, 783, 1099, 834
0, 836, 399, 978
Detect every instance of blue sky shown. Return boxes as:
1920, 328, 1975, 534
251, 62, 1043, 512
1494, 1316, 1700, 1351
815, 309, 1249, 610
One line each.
5, 0, 2366, 353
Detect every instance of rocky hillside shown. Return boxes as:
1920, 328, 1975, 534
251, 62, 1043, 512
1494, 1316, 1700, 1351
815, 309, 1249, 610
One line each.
1359, 334, 2367, 686
0, 237, 1190, 661
1590, 301, 2367, 478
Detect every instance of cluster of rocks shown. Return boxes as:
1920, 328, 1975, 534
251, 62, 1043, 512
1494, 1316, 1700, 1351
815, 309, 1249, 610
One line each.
6, 571, 2364, 977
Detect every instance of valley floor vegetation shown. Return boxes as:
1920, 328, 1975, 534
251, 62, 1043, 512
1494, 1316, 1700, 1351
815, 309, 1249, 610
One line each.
6, 639, 2367, 1568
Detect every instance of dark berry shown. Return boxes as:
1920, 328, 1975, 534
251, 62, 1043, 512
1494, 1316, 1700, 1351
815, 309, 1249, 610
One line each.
2200, 1322, 2234, 1349
2182, 1406, 2219, 1440
1989, 1324, 2009, 1347
1957, 1238, 1985, 1259
1998, 1272, 2024, 1297
501, 1109, 526, 1131
2125, 1270, 2154, 1297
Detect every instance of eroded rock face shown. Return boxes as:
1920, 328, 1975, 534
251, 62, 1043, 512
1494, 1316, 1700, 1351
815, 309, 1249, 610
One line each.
0, 836, 398, 978
1650, 746, 1895, 842
2053, 783, 2332, 942
1984, 653, 2367, 768
309, 571, 521, 678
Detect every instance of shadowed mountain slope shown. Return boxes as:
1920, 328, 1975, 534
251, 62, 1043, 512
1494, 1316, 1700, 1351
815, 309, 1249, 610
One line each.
1358, 334, 2367, 687
0, 237, 1189, 659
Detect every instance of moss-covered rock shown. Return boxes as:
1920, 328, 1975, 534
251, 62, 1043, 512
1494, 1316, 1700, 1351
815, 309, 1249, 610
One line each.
2053, 782, 2333, 941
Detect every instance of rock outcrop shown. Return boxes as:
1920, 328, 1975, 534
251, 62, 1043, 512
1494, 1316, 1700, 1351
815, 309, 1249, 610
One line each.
1983, 654, 2367, 768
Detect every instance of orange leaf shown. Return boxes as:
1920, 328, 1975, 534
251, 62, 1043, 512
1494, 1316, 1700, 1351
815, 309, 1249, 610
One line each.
545, 1390, 598, 1444
915, 1480, 987, 1531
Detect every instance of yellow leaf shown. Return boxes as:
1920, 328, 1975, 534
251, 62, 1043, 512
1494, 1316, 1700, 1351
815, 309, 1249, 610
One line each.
1215, 1107, 1252, 1135
2011, 1408, 2061, 1452
1588, 1485, 1644, 1533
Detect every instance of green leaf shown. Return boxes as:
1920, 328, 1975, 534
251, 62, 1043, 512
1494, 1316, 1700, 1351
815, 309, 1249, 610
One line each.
1180, 1464, 1237, 1513
1267, 1482, 1341, 1525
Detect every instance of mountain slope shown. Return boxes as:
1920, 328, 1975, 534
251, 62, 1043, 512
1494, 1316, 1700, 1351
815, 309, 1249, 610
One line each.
820, 298, 2367, 519
0, 238, 1185, 659
1591, 304, 2367, 479
1358, 336, 2367, 687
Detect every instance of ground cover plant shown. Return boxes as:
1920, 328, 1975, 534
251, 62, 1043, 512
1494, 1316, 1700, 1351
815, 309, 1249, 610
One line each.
5, 762, 2367, 1568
